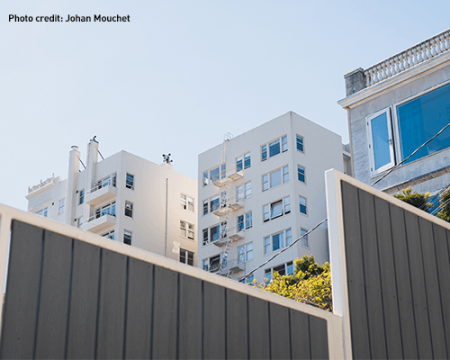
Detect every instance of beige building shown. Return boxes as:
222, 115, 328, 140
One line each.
198, 112, 350, 282
26, 138, 198, 265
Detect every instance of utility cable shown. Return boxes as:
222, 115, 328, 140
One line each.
238, 218, 328, 282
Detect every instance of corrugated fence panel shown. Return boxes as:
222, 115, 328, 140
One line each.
341, 180, 450, 360
1, 219, 330, 360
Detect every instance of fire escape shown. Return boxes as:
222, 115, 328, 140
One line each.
211, 133, 246, 277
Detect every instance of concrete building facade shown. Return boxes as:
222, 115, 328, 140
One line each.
198, 112, 350, 282
26, 138, 198, 265
339, 29, 450, 195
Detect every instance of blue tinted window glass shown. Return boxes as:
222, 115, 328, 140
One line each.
371, 112, 391, 170
269, 140, 280, 157
397, 83, 450, 164
210, 167, 220, 182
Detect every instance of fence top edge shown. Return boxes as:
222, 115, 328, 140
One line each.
0, 202, 337, 321
326, 168, 450, 231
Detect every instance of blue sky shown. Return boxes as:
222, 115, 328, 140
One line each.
1, 0, 449, 210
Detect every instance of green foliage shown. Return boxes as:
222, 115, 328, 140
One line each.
393, 187, 430, 210
255, 255, 332, 312
438, 190, 450, 222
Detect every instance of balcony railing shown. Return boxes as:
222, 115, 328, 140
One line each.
213, 168, 244, 187
89, 173, 117, 194
213, 226, 244, 247
364, 29, 450, 87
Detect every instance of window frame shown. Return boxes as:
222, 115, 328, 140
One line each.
180, 248, 194, 266
181, 194, 195, 212
366, 107, 395, 177
263, 228, 291, 254
301, 228, 309, 248
79, 189, 85, 205
180, 221, 195, 240
296, 134, 304, 152
297, 165, 306, 183
299, 196, 307, 215
126, 172, 135, 190
124, 230, 132, 245
238, 242, 253, 263
261, 135, 288, 162
125, 201, 133, 218
263, 196, 290, 222
59, 198, 65, 215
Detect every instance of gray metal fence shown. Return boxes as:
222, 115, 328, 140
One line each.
0, 219, 332, 360
340, 179, 450, 360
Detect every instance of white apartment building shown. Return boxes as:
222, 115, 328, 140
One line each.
26, 138, 198, 266
198, 112, 350, 283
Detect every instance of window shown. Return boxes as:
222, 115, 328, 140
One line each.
262, 174, 269, 191
203, 254, 222, 272
203, 223, 227, 245
269, 139, 281, 157
264, 229, 291, 254
237, 185, 244, 201
181, 194, 194, 211
261, 145, 268, 161
296, 134, 304, 152
210, 167, 220, 183
59, 199, 65, 215
270, 169, 281, 188
283, 166, 289, 182
261, 136, 287, 161
244, 182, 252, 198
180, 221, 195, 240
96, 173, 117, 190
36, 207, 48, 217
238, 242, 253, 263
301, 228, 309, 247
79, 189, 85, 205
203, 200, 209, 216
240, 274, 254, 284
263, 196, 290, 222
237, 215, 244, 232
236, 152, 251, 171
102, 230, 115, 240
284, 197, 291, 214
262, 166, 288, 191
367, 108, 395, 175
180, 249, 194, 266
126, 173, 134, 190
77, 216, 83, 228
125, 201, 133, 218
244, 152, 251, 168
210, 196, 220, 212
95, 201, 116, 218
299, 196, 307, 215
265, 261, 294, 282
282, 135, 288, 152
236, 156, 243, 172
286, 228, 292, 246
396, 83, 450, 165
271, 200, 283, 219
245, 211, 252, 229
221, 163, 226, 178
124, 230, 132, 245
203, 171, 209, 186
298, 165, 305, 183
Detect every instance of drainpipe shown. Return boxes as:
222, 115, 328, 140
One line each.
165, 178, 169, 257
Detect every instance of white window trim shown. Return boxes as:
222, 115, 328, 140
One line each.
263, 228, 291, 254
126, 172, 135, 190
125, 201, 133, 218
366, 107, 395, 177
263, 196, 290, 222
262, 165, 288, 192
261, 135, 288, 162
297, 165, 306, 184
299, 195, 307, 216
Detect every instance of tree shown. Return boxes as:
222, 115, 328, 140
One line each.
393, 187, 430, 210
438, 190, 450, 222
255, 255, 332, 312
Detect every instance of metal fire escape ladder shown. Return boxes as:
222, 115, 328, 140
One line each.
219, 133, 233, 276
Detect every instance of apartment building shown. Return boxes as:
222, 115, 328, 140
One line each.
198, 112, 350, 282
339, 29, 450, 195
26, 138, 198, 265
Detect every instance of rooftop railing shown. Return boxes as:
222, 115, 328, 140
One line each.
364, 29, 450, 87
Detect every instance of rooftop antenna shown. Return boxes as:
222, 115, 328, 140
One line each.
162, 153, 173, 164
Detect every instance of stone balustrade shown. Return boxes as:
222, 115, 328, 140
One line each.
364, 29, 450, 87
